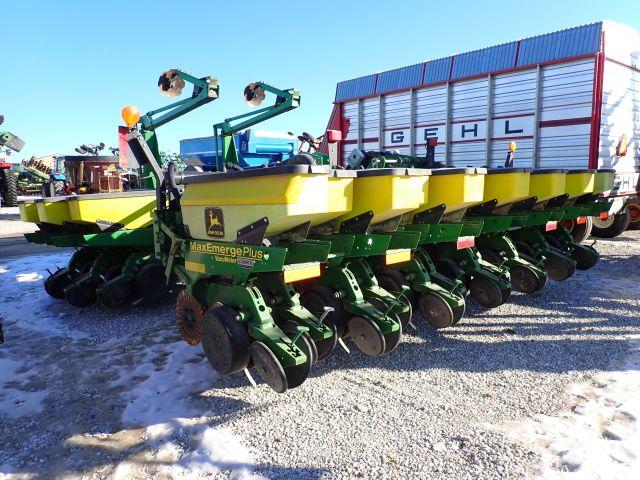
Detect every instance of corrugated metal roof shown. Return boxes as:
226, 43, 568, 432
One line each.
452, 42, 518, 79
335, 74, 377, 101
423, 57, 451, 84
376, 63, 423, 94
517, 22, 602, 66
334, 21, 610, 102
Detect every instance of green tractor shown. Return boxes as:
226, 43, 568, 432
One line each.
0, 115, 25, 207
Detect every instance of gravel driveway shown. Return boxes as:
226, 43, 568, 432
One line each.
1, 231, 639, 479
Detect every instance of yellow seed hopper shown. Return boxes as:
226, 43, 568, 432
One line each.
35, 196, 72, 225
18, 198, 40, 223
180, 165, 338, 242
594, 168, 615, 195
422, 167, 486, 214
66, 190, 156, 229
335, 168, 430, 228
565, 169, 596, 198
529, 169, 567, 203
482, 168, 531, 206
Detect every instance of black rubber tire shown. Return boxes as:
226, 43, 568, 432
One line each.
202, 305, 250, 375
314, 322, 338, 362
416, 292, 454, 329
570, 217, 593, 244
97, 278, 132, 309
377, 269, 416, 307
65, 278, 99, 308
250, 341, 288, 393
135, 262, 168, 303
510, 265, 543, 294
469, 277, 503, 308
591, 207, 630, 238
300, 286, 349, 338
451, 291, 466, 326
572, 247, 599, 271
346, 316, 386, 357
0, 169, 18, 207
44, 268, 72, 299
479, 248, 503, 266
545, 255, 576, 281
283, 334, 313, 389
545, 234, 563, 249
434, 258, 464, 282
514, 242, 538, 261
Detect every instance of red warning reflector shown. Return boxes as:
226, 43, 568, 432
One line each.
576, 216, 586, 225
599, 212, 609, 220
545, 221, 557, 232
456, 236, 475, 250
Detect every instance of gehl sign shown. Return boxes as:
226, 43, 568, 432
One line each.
383, 115, 535, 146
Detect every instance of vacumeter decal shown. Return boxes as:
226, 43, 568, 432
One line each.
205, 207, 225, 238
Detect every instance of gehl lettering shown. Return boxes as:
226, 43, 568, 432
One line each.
390, 131, 404, 143
189, 241, 265, 260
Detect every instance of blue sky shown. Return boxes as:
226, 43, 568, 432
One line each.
2, 0, 638, 159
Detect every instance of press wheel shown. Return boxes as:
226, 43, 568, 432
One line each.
510, 265, 543, 294
545, 255, 575, 281
300, 285, 348, 338
479, 248, 503, 266
135, 262, 169, 303
377, 269, 416, 306
250, 341, 287, 393
98, 277, 132, 309
417, 292, 454, 329
44, 268, 72, 299
314, 322, 338, 362
434, 258, 464, 282
451, 291, 466, 326
176, 290, 204, 345
572, 247, 598, 270
283, 333, 314, 389
347, 316, 386, 357
283, 322, 318, 365
469, 277, 503, 308
65, 278, 99, 308
366, 297, 403, 352
202, 305, 250, 375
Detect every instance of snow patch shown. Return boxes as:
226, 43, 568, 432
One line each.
504, 340, 640, 479
0, 355, 49, 419
0, 253, 85, 339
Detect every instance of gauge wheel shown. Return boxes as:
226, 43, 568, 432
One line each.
544, 255, 576, 281
572, 247, 599, 271
201, 304, 250, 375
300, 285, 349, 338
469, 277, 503, 308
510, 265, 543, 294
417, 292, 454, 329
250, 341, 288, 393
346, 316, 386, 357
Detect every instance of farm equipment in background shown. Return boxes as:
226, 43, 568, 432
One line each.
0, 115, 25, 207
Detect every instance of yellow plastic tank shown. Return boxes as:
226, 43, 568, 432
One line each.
529, 169, 567, 202
335, 168, 430, 227
66, 191, 156, 229
18, 199, 40, 223
35, 196, 72, 225
565, 169, 596, 198
180, 165, 334, 242
423, 167, 486, 214
594, 168, 615, 195
311, 169, 355, 226
483, 168, 531, 206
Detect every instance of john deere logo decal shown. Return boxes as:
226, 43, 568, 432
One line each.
205, 207, 224, 238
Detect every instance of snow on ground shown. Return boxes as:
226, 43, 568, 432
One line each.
0, 253, 263, 479
0, 205, 38, 238
503, 275, 640, 480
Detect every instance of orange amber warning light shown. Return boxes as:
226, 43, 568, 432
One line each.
121, 105, 141, 127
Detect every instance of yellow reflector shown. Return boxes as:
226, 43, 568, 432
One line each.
283, 264, 321, 283
185, 261, 205, 273
385, 250, 411, 265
